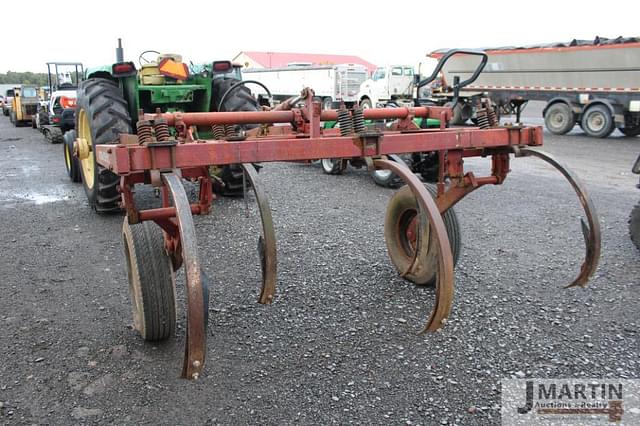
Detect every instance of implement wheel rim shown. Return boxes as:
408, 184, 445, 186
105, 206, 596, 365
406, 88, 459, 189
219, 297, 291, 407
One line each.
77, 108, 95, 189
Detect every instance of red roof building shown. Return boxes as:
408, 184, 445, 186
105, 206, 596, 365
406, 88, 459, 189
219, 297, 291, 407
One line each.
233, 51, 377, 74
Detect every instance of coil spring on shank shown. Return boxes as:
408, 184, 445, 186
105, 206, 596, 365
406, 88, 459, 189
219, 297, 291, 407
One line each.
137, 120, 154, 144
476, 108, 490, 129
154, 118, 170, 141
352, 108, 365, 133
212, 125, 226, 140
486, 105, 498, 127
337, 109, 353, 136
225, 125, 236, 138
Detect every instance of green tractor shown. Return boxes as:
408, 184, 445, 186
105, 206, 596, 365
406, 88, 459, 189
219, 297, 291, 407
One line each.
68, 39, 260, 212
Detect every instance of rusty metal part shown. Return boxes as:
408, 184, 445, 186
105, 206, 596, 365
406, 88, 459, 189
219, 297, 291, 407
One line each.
352, 108, 365, 133
337, 109, 353, 136
137, 120, 154, 144
241, 164, 277, 304
513, 147, 601, 288
374, 159, 454, 333
154, 118, 170, 142
145, 105, 451, 127
97, 127, 542, 175
211, 124, 226, 140
162, 173, 206, 379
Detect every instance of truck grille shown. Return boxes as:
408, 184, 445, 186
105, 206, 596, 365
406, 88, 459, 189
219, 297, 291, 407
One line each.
26, 104, 38, 114
336, 71, 367, 102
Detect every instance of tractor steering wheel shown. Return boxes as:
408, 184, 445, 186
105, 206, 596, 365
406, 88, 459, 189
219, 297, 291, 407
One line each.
138, 50, 161, 67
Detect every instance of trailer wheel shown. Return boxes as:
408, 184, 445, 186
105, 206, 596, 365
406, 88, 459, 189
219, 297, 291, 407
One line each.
123, 220, 177, 341
63, 130, 81, 183
619, 125, 640, 137
385, 184, 461, 286
321, 158, 347, 175
76, 78, 131, 212
544, 102, 575, 135
371, 154, 406, 188
581, 104, 614, 138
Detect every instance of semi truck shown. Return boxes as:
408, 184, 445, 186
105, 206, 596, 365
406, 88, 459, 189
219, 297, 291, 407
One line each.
242, 63, 368, 109
430, 36, 640, 137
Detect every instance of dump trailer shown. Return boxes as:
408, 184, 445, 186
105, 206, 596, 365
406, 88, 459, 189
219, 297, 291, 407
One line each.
243, 64, 368, 109
429, 36, 640, 137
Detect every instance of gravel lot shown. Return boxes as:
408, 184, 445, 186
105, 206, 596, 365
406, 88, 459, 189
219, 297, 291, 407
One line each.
0, 103, 638, 425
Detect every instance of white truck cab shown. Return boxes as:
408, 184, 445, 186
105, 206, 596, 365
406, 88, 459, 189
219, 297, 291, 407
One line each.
357, 65, 416, 108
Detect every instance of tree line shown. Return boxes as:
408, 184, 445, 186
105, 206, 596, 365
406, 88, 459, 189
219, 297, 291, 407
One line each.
0, 71, 49, 87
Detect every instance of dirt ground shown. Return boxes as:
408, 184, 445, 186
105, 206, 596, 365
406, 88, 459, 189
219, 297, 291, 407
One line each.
0, 103, 638, 425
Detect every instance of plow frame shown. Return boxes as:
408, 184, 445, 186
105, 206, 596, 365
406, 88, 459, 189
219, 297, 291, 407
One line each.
96, 93, 599, 379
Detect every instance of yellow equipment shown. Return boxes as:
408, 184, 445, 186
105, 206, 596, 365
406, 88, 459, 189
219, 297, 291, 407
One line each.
10, 86, 39, 127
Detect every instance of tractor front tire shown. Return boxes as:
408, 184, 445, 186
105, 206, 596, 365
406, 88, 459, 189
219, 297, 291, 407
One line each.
76, 78, 131, 212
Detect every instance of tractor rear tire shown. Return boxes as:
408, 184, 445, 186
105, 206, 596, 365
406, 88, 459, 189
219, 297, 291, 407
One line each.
76, 78, 131, 212
630, 202, 640, 251
211, 77, 261, 196
63, 130, 81, 183
123, 220, 177, 341
385, 184, 461, 286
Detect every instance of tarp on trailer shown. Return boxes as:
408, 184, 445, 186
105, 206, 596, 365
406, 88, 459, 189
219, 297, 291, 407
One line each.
430, 36, 640, 55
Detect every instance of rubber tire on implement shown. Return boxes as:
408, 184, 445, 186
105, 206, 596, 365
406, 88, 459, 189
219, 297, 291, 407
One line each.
123, 220, 177, 341
371, 154, 406, 188
581, 104, 614, 138
321, 158, 347, 175
210, 77, 262, 196
630, 202, 640, 251
385, 184, 461, 286
544, 102, 575, 135
76, 78, 131, 212
63, 130, 81, 183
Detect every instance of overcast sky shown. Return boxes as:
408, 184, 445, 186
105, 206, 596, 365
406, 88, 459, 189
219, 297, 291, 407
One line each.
1, 0, 637, 73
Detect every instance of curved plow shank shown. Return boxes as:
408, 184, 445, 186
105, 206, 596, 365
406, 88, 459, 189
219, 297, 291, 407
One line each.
374, 159, 454, 333
514, 147, 601, 288
241, 164, 277, 304
162, 173, 206, 379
